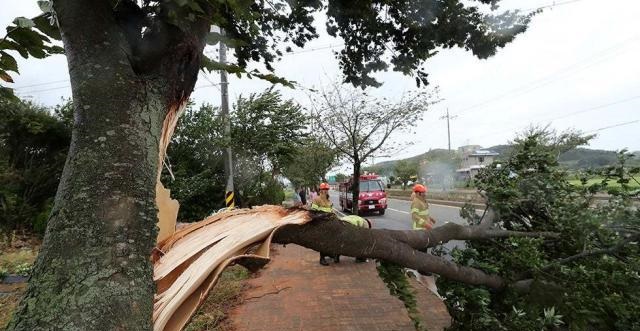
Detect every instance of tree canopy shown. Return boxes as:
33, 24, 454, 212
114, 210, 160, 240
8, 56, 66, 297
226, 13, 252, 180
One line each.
1, 0, 534, 94
164, 90, 309, 220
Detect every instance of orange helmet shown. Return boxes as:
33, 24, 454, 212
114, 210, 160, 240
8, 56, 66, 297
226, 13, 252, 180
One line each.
413, 184, 427, 193
319, 182, 330, 190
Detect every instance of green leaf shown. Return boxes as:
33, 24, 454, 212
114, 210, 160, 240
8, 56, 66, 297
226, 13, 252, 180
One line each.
33, 15, 61, 40
0, 51, 19, 73
8, 27, 49, 59
13, 17, 35, 29
0, 39, 29, 57
0, 69, 14, 83
37, 1, 54, 13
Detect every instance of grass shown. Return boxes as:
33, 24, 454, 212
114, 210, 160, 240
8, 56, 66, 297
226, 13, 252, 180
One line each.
568, 177, 640, 189
185, 265, 250, 331
0, 234, 39, 328
0, 249, 37, 276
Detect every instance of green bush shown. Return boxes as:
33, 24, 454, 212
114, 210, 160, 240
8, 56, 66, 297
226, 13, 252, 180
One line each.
436, 130, 640, 331
0, 98, 71, 234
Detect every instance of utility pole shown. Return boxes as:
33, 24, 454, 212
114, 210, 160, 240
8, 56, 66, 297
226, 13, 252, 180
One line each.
440, 108, 457, 153
220, 29, 235, 209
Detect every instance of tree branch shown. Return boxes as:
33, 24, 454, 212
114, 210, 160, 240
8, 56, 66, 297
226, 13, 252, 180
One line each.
273, 215, 559, 289
545, 233, 638, 268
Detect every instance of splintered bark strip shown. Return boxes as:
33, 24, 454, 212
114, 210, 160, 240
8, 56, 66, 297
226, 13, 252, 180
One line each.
156, 102, 187, 244
152, 206, 311, 331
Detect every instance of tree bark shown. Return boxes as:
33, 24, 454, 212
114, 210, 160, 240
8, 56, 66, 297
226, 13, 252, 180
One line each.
8, 45, 166, 331
274, 216, 559, 290
351, 160, 361, 215
7, 0, 208, 329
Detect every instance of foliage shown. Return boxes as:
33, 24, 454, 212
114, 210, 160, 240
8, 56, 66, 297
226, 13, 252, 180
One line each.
394, 160, 419, 190
377, 261, 427, 331
0, 97, 71, 234
435, 129, 640, 331
232, 90, 308, 173
1, 0, 535, 97
0, 7, 63, 89
281, 135, 337, 188
335, 173, 348, 184
164, 91, 307, 220
162, 103, 226, 222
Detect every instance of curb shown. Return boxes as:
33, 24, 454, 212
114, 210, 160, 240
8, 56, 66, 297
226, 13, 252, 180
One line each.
389, 196, 486, 209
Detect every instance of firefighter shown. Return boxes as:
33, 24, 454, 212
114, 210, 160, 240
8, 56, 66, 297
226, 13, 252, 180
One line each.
411, 184, 436, 230
310, 182, 337, 265
339, 215, 371, 263
310, 182, 333, 212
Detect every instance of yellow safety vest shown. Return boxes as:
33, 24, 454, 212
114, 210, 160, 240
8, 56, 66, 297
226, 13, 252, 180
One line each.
340, 215, 368, 228
411, 198, 429, 230
311, 197, 333, 213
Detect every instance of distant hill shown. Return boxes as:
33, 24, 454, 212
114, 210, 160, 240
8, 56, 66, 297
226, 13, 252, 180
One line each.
364, 148, 456, 176
365, 145, 640, 176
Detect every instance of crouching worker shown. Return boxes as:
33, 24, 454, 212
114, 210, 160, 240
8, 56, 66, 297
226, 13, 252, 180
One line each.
338, 215, 372, 263
310, 182, 336, 266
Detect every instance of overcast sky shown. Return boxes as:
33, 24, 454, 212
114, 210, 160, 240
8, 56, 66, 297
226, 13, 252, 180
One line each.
2, 0, 639, 165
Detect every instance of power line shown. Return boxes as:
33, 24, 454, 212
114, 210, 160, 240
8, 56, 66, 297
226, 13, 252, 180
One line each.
586, 120, 639, 133
284, 44, 344, 55
451, 34, 638, 117
467, 94, 640, 141
16, 85, 70, 94
12, 79, 69, 89
522, 0, 590, 12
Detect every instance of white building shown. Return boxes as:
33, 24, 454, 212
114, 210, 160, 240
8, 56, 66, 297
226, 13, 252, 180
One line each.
456, 149, 499, 179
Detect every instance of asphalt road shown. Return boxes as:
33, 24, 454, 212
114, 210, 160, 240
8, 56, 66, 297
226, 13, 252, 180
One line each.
328, 190, 477, 252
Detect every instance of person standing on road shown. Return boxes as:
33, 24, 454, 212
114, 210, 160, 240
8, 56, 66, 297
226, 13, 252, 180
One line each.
409, 183, 440, 298
411, 184, 436, 230
309, 187, 318, 207
310, 182, 337, 265
299, 187, 307, 206
291, 187, 303, 207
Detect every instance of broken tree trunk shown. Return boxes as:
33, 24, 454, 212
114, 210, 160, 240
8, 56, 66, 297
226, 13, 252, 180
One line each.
152, 206, 312, 331
152, 207, 558, 331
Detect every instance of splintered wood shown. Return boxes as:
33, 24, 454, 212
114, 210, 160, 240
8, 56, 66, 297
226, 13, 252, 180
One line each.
152, 206, 312, 331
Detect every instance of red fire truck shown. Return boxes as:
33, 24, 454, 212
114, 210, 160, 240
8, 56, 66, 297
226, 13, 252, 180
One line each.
339, 174, 388, 215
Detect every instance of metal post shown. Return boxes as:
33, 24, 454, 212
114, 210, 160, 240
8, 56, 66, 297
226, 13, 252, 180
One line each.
446, 108, 451, 152
220, 30, 235, 208
440, 108, 456, 153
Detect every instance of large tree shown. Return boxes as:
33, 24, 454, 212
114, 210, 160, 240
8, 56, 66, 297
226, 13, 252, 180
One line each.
312, 85, 433, 213
0, 0, 533, 329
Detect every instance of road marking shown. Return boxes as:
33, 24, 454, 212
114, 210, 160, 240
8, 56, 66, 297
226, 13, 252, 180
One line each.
388, 198, 485, 212
387, 208, 409, 214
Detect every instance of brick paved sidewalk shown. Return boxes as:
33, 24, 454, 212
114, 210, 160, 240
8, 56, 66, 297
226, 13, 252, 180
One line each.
228, 244, 450, 331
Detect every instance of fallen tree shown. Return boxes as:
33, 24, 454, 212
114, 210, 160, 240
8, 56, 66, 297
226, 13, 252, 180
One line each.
152, 204, 558, 331
153, 130, 640, 331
